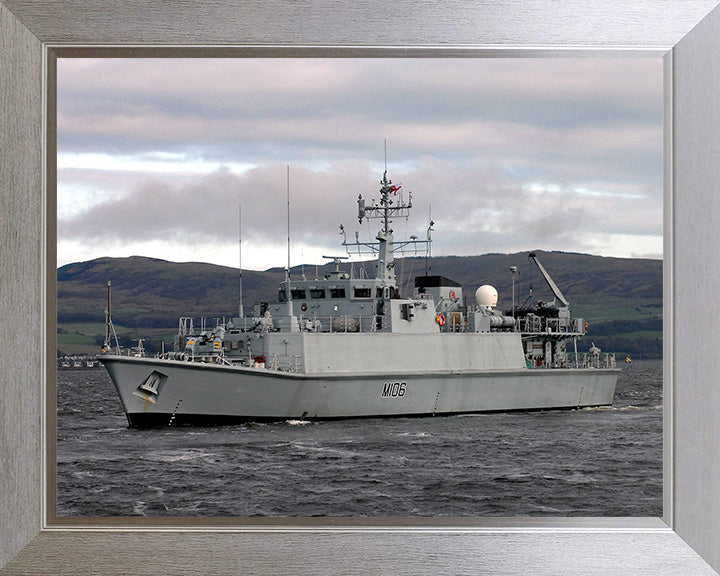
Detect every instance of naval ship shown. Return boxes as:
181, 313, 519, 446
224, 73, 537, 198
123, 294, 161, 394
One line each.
99, 170, 619, 427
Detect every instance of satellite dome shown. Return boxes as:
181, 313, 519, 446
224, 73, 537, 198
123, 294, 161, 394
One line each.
475, 285, 498, 307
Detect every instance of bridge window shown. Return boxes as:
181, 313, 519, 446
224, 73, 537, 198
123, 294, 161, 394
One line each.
310, 289, 326, 299
330, 288, 346, 298
291, 289, 306, 300
353, 287, 371, 298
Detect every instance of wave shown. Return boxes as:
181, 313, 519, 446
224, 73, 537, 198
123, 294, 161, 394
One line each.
581, 404, 662, 412
145, 448, 215, 463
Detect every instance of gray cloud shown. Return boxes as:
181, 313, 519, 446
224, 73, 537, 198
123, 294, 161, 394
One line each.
57, 58, 663, 268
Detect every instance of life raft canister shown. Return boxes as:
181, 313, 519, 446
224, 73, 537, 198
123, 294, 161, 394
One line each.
436, 313, 446, 326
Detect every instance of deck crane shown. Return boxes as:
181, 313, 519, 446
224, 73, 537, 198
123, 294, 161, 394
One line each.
528, 252, 570, 308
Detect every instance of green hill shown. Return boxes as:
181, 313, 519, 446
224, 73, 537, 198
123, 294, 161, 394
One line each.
56, 251, 662, 357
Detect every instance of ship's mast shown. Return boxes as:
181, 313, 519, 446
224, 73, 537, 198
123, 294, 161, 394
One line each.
341, 146, 430, 290
375, 171, 397, 283
347, 168, 421, 286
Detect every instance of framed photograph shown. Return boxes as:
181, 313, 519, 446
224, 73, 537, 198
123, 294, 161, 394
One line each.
52, 56, 664, 520
2, 1, 720, 574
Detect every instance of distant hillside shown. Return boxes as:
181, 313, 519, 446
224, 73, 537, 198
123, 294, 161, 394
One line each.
58, 256, 282, 327
56, 251, 662, 357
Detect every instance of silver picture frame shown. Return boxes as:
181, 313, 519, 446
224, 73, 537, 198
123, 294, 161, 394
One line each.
2, 1, 720, 574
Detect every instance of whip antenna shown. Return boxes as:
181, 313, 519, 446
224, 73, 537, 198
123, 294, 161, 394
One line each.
287, 165, 291, 277
238, 204, 243, 318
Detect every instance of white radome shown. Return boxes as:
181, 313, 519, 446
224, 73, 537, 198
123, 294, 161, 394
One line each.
475, 285, 499, 307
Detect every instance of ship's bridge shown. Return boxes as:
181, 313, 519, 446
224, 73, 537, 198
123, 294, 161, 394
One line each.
266, 271, 401, 333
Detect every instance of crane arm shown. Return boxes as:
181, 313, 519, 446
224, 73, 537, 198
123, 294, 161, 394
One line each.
528, 252, 570, 308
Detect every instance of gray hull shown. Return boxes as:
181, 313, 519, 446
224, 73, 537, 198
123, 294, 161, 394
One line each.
100, 356, 619, 427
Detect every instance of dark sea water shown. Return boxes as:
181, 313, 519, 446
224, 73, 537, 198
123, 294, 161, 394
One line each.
57, 359, 662, 517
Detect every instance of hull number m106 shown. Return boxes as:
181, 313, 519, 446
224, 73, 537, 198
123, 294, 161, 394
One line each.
382, 381, 407, 398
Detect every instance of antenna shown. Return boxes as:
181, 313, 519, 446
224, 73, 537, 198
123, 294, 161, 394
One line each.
103, 280, 120, 354
106, 280, 111, 345
425, 205, 434, 276
286, 165, 291, 278
238, 204, 244, 318
283, 165, 300, 332
284, 165, 294, 315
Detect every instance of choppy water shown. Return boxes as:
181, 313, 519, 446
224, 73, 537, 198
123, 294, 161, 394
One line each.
57, 359, 662, 517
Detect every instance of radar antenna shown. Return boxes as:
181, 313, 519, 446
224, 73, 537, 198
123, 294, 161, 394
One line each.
322, 255, 349, 273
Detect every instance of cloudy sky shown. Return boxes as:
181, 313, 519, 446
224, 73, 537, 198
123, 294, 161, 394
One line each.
57, 58, 663, 271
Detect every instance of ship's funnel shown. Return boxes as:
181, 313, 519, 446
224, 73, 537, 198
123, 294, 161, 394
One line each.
475, 285, 498, 308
